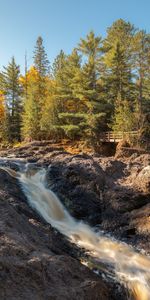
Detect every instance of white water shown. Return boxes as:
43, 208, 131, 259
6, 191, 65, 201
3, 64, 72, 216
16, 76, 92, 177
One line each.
1, 166, 150, 300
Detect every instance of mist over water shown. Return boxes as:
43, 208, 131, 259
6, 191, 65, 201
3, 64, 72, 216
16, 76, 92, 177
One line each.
1, 165, 150, 300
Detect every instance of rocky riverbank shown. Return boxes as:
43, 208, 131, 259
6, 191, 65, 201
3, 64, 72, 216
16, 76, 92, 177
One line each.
0, 141, 149, 299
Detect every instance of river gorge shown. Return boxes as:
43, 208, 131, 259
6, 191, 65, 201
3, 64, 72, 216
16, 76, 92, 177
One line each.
0, 141, 150, 300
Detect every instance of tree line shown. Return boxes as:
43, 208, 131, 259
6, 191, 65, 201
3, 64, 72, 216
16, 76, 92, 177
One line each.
0, 19, 150, 148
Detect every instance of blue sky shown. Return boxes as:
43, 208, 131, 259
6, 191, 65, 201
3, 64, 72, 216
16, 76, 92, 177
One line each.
0, 0, 150, 73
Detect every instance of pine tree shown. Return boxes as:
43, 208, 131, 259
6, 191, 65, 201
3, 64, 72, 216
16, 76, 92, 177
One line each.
77, 31, 109, 144
112, 98, 135, 133
77, 31, 103, 110
103, 19, 135, 58
103, 20, 135, 105
0, 57, 22, 142
33, 36, 50, 77
133, 31, 150, 119
100, 19, 137, 138
33, 36, 50, 116
52, 50, 66, 79
10, 21, 150, 148
57, 49, 82, 112
22, 37, 50, 140
51, 49, 84, 139
104, 42, 133, 103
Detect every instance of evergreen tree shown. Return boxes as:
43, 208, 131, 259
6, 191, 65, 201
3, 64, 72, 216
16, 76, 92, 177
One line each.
4, 20, 149, 148
56, 49, 82, 112
22, 37, 50, 139
77, 31, 109, 144
103, 19, 135, 106
133, 31, 150, 118
112, 96, 135, 133
104, 19, 135, 48
33, 36, 50, 115
104, 42, 133, 103
0, 57, 22, 142
52, 50, 66, 79
77, 31, 103, 110
33, 36, 50, 76
51, 49, 84, 139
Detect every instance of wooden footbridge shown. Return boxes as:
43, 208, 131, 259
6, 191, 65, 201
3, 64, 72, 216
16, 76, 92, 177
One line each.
99, 131, 139, 143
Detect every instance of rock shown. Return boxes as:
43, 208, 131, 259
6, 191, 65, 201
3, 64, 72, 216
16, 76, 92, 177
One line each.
115, 140, 131, 159
129, 203, 150, 235
46, 154, 105, 225
0, 144, 150, 298
134, 165, 150, 193
115, 140, 148, 159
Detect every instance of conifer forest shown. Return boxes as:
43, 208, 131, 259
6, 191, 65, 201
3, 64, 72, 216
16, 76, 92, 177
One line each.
0, 19, 150, 148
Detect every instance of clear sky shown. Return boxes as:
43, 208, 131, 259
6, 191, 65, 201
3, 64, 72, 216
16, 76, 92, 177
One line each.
0, 0, 150, 74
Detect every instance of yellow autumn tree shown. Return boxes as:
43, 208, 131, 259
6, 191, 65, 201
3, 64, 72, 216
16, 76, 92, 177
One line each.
21, 65, 53, 140
20, 66, 41, 139
40, 79, 59, 138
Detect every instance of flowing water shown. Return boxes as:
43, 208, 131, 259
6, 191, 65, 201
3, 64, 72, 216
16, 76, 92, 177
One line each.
1, 164, 150, 300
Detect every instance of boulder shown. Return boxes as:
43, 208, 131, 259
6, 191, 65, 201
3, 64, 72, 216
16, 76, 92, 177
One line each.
134, 165, 150, 193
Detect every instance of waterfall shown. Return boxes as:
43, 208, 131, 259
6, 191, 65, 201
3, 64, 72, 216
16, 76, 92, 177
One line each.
1, 165, 150, 300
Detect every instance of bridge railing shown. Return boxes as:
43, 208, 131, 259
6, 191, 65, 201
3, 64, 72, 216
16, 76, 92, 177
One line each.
99, 131, 139, 142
